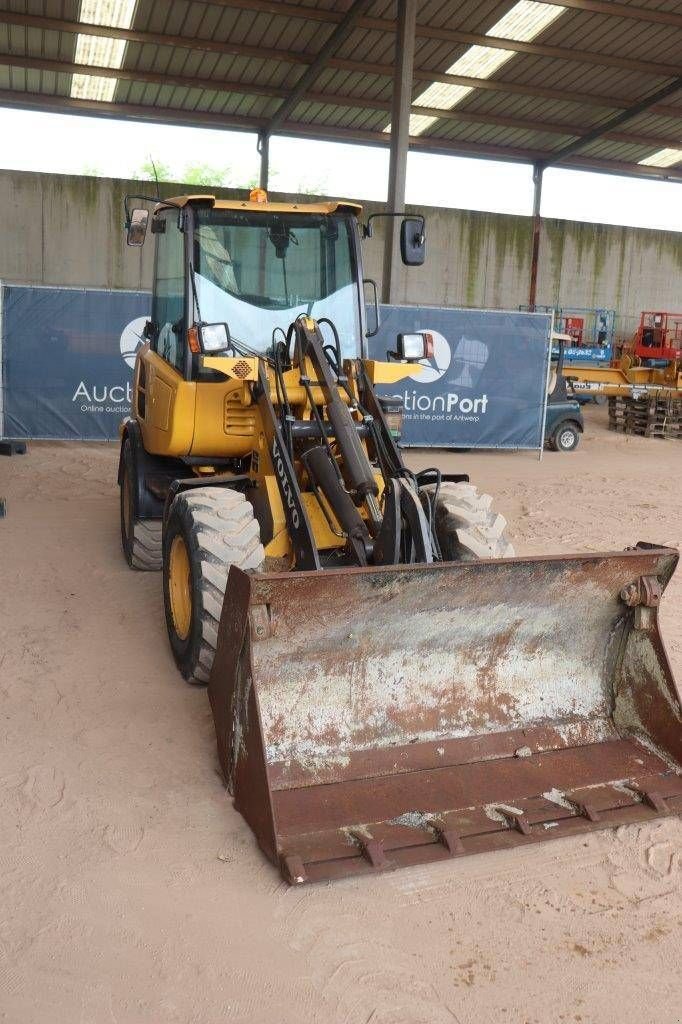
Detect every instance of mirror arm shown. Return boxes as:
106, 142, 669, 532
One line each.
362, 211, 424, 241
123, 193, 182, 228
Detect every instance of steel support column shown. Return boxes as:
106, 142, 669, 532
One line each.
258, 130, 270, 190
382, 0, 417, 304
528, 163, 544, 312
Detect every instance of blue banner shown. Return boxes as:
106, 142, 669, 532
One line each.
1, 287, 550, 450
367, 306, 551, 449
1, 285, 149, 440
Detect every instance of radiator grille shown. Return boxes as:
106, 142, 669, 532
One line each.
224, 391, 257, 436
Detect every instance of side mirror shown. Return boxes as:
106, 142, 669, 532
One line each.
400, 217, 426, 266
127, 208, 149, 247
393, 332, 433, 362
142, 320, 156, 341
199, 322, 231, 353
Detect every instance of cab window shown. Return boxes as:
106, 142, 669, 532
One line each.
152, 212, 185, 372
192, 210, 361, 358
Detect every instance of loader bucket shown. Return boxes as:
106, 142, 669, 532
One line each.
208, 546, 682, 884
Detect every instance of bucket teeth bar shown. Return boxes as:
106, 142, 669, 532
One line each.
637, 788, 669, 813
350, 833, 389, 870
427, 820, 465, 856
277, 773, 682, 883
208, 546, 682, 885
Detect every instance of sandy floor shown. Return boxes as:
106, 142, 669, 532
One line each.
1, 404, 681, 1024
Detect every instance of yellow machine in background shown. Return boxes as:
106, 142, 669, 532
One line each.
562, 310, 682, 400
563, 360, 682, 399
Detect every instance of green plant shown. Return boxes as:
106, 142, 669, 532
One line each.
135, 157, 173, 183
182, 163, 232, 186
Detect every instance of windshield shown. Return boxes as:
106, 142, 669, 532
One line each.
192, 209, 362, 358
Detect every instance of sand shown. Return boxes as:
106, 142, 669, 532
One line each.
1, 403, 681, 1024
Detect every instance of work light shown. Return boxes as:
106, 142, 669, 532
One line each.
396, 332, 434, 362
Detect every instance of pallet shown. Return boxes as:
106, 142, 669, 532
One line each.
608, 396, 682, 440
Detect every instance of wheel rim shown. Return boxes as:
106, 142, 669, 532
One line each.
169, 534, 192, 641
559, 429, 575, 449
122, 468, 132, 540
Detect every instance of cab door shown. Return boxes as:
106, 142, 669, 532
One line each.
137, 209, 195, 456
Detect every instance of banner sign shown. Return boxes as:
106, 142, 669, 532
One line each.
1, 285, 149, 441
1, 287, 550, 450
367, 305, 552, 449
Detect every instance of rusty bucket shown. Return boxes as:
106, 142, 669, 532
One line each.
208, 545, 682, 884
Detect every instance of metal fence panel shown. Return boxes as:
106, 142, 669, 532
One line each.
1, 288, 550, 451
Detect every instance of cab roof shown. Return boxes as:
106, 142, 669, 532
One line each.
156, 194, 363, 216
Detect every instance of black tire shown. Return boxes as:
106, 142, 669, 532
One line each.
549, 421, 580, 453
162, 487, 265, 685
422, 481, 515, 561
120, 438, 163, 570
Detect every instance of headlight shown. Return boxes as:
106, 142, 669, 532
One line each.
396, 332, 434, 362
200, 323, 231, 353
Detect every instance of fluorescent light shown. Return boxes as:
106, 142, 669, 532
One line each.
387, 0, 566, 136
70, 0, 137, 102
639, 148, 682, 168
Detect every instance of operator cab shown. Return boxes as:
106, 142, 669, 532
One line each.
125, 190, 425, 382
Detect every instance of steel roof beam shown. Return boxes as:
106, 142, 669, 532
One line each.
175, 0, 682, 76
5, 51, 681, 150
1, 88, 681, 184
533, 0, 682, 30
1, 11, 679, 112
263, 0, 375, 136
2, 51, 680, 148
0, 87, 529, 159
544, 77, 682, 167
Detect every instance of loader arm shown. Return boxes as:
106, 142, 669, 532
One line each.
250, 314, 435, 569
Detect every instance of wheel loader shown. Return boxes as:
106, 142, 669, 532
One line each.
119, 190, 682, 884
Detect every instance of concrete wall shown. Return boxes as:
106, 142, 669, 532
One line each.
1, 169, 680, 334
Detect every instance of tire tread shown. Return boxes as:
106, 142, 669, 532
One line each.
423, 481, 515, 560
130, 519, 163, 570
164, 487, 265, 685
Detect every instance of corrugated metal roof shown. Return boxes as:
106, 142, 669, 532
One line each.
0, 0, 679, 179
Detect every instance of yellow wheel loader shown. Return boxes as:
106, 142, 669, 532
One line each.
120, 191, 682, 885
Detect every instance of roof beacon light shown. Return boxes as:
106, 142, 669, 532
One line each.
250, 188, 268, 204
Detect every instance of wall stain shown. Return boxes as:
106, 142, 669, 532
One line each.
2, 171, 682, 320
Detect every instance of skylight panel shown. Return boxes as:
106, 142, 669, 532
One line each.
639, 148, 682, 169
386, 1, 566, 137
70, 0, 137, 102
